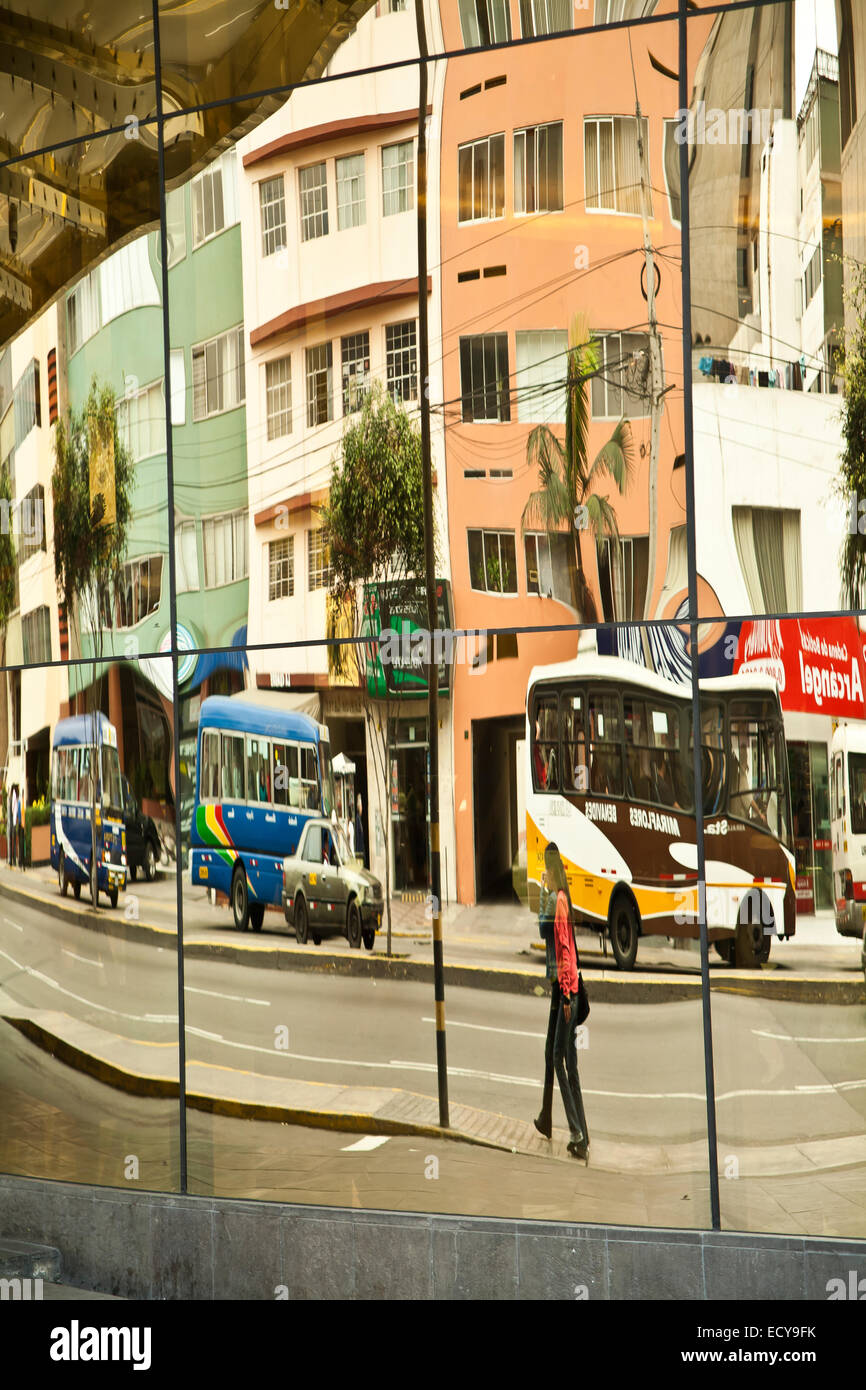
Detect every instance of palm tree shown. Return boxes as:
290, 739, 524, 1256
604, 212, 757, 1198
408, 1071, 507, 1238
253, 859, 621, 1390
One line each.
521, 316, 633, 622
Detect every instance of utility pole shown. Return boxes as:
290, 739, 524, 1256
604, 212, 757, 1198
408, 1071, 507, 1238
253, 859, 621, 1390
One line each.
414, 0, 448, 1129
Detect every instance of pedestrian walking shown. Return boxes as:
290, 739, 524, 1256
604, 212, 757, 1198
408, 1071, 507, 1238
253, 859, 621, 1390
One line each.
9, 785, 17, 869
534, 857, 560, 1140
16, 787, 24, 871
354, 793, 367, 869
545, 842, 589, 1160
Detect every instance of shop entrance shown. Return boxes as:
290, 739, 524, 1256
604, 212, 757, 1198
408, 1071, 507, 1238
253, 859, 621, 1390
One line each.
390, 718, 429, 892
472, 715, 525, 902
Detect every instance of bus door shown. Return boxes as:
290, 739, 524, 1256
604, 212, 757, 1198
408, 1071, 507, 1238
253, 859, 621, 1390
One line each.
272, 740, 302, 859
245, 734, 278, 902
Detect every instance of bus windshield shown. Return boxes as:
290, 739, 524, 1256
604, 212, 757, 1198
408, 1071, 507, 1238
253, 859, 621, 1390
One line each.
849, 752, 866, 835
319, 740, 335, 818
101, 744, 124, 819
726, 699, 790, 842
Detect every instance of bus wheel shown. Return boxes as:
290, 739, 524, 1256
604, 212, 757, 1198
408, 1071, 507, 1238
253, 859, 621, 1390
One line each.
250, 903, 265, 932
108, 888, 119, 910
610, 897, 639, 970
58, 852, 68, 897
347, 900, 362, 949
231, 867, 250, 932
715, 938, 735, 964
734, 897, 771, 967
294, 897, 309, 944
144, 842, 157, 882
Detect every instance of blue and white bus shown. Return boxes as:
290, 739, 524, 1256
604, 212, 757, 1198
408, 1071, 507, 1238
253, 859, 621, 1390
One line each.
190, 695, 335, 931
50, 713, 128, 908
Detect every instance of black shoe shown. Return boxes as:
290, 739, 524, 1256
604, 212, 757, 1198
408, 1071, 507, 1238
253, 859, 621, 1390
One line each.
567, 1136, 589, 1161
534, 1114, 552, 1140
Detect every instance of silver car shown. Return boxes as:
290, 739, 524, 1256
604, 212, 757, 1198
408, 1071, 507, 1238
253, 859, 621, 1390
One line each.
282, 818, 383, 950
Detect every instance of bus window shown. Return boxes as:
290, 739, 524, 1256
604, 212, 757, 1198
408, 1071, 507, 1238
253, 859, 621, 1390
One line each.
531, 691, 559, 791
200, 730, 220, 801
624, 698, 652, 802
319, 741, 334, 817
588, 693, 622, 797
272, 741, 292, 807
221, 733, 246, 801
101, 743, 124, 817
64, 748, 79, 802
78, 747, 93, 804
561, 691, 587, 792
696, 701, 726, 816
728, 705, 789, 839
246, 736, 271, 804
301, 746, 320, 810
848, 753, 866, 835
834, 752, 845, 821
649, 705, 685, 810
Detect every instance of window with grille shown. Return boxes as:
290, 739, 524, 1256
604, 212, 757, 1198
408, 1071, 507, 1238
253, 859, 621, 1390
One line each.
386, 321, 418, 403
191, 150, 239, 247
584, 115, 650, 216
516, 330, 568, 422
116, 381, 167, 461
336, 154, 366, 230
525, 532, 574, 603
458, 0, 511, 46
341, 332, 370, 414
17, 484, 46, 564
597, 535, 649, 622
67, 275, 101, 356
202, 510, 248, 588
192, 327, 246, 420
306, 343, 334, 426
459, 334, 510, 422
22, 606, 52, 665
467, 529, 518, 593
115, 555, 163, 627
514, 123, 563, 215
591, 332, 651, 418
13, 360, 40, 446
266, 357, 292, 439
299, 162, 329, 241
308, 528, 333, 591
458, 134, 505, 222
382, 141, 414, 216
259, 175, 287, 256
269, 536, 294, 600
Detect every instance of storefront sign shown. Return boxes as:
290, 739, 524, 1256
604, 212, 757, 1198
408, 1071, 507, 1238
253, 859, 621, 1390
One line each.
363, 579, 453, 699
734, 617, 866, 719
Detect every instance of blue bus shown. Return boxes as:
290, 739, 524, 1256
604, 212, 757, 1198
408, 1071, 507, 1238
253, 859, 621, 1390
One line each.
50, 713, 128, 908
190, 695, 335, 931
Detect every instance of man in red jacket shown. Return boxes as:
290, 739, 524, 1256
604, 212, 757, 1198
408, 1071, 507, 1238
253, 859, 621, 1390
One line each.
546, 843, 589, 1160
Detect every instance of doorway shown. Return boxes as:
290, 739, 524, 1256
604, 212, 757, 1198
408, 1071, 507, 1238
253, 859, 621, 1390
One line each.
472, 715, 525, 902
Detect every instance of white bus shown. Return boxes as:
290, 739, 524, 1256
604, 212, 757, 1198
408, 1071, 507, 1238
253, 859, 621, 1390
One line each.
830, 720, 866, 939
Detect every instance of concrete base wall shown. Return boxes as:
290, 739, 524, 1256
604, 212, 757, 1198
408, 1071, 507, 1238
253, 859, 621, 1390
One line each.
1, 1175, 864, 1300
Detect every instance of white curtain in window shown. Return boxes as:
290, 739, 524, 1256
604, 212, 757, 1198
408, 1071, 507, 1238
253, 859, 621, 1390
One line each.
165, 188, 187, 267
516, 330, 568, 423
175, 522, 199, 593
99, 238, 160, 324
732, 507, 764, 613
219, 148, 240, 228
614, 116, 646, 216
170, 350, 186, 426
782, 511, 802, 610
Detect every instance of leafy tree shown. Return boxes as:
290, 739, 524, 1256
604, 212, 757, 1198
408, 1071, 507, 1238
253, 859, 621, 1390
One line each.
522, 316, 633, 622
51, 376, 133, 905
321, 382, 431, 951
837, 261, 866, 607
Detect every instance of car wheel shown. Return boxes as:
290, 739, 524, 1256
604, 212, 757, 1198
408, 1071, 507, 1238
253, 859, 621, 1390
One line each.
128, 862, 137, 883
294, 896, 309, 944
144, 842, 157, 882
250, 903, 265, 932
347, 900, 362, 950
231, 866, 250, 932
362, 929, 375, 952
108, 888, 119, 910
609, 896, 639, 970
715, 938, 734, 964
73, 881, 81, 900
58, 852, 68, 897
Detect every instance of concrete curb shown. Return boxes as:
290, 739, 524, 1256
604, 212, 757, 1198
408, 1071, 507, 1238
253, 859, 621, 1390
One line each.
2, 879, 863, 1005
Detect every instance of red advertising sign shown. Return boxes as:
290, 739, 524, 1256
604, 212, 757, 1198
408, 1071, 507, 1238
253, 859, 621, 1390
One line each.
734, 617, 866, 719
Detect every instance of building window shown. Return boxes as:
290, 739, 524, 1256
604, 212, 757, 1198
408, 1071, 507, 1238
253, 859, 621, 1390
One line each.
336, 153, 366, 230
458, 134, 505, 222
308, 528, 332, 591
591, 332, 651, 418
67, 275, 101, 356
165, 187, 186, 268
468, 529, 518, 593
519, 0, 571, 35
839, 0, 857, 149
341, 332, 370, 414
595, 0, 658, 19
458, 0, 511, 47
459, 334, 510, 422
12, 360, 40, 446
597, 535, 649, 622
662, 119, 681, 224
265, 357, 292, 440
516, 329, 568, 422
306, 343, 334, 426
18, 484, 46, 565
804, 245, 823, 309
192, 327, 245, 420
269, 536, 294, 600
382, 140, 414, 216
732, 508, 802, 612
202, 510, 249, 588
22, 606, 52, 665
514, 122, 563, 215
299, 162, 329, 241
259, 174, 287, 257
175, 519, 199, 593
386, 321, 417, 402
116, 381, 166, 461
99, 238, 161, 323
584, 115, 649, 216
386, 0, 407, 9
525, 531, 575, 604
115, 556, 163, 628
169, 349, 186, 426
191, 149, 239, 247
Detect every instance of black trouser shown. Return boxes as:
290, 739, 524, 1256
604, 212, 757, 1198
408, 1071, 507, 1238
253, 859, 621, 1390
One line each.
552, 994, 589, 1144
538, 979, 560, 1130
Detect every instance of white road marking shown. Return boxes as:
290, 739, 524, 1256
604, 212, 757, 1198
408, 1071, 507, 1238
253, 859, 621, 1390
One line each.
0, 946, 176, 1024
3, 917, 23, 932
62, 949, 103, 969
422, 1015, 545, 1040
185, 986, 270, 1006
341, 1136, 390, 1152
753, 1028, 866, 1045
